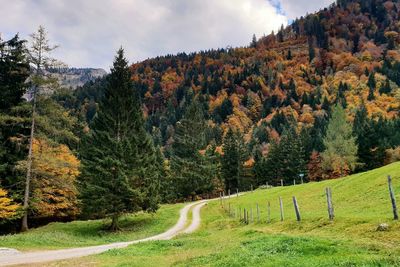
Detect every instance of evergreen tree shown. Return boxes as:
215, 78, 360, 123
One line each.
287, 48, 292, 60
0, 34, 30, 111
258, 124, 307, 185
277, 125, 307, 183
308, 37, 315, 62
353, 103, 377, 171
221, 128, 245, 191
321, 104, 358, 178
250, 34, 257, 48
79, 49, 160, 231
170, 99, 216, 200
288, 78, 298, 101
278, 24, 284, 42
352, 33, 360, 54
379, 78, 391, 95
367, 72, 376, 101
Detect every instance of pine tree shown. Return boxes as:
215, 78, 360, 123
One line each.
321, 104, 358, 178
221, 128, 245, 191
287, 48, 292, 60
278, 125, 307, 183
79, 48, 160, 231
353, 103, 370, 171
379, 78, 392, 95
352, 33, 360, 54
257, 123, 306, 185
250, 34, 257, 48
288, 78, 298, 101
367, 72, 376, 101
308, 37, 315, 62
0, 34, 30, 111
170, 99, 216, 200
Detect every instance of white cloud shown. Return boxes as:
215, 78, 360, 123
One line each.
277, 0, 335, 19
1, 0, 287, 69
1, 1, 336, 70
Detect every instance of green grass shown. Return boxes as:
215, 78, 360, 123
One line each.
10, 162, 400, 266
0, 203, 183, 251
43, 162, 400, 267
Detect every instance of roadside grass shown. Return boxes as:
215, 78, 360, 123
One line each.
43, 200, 400, 267
0, 203, 184, 251
40, 162, 400, 266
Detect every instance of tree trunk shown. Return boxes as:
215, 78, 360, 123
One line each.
109, 214, 120, 231
21, 86, 37, 232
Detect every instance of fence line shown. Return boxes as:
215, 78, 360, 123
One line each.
219, 175, 397, 225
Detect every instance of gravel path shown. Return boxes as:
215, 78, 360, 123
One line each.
0, 200, 208, 266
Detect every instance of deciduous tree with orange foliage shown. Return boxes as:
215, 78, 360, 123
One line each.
30, 138, 79, 219
0, 188, 20, 220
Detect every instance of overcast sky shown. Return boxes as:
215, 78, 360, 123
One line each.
1, 0, 333, 70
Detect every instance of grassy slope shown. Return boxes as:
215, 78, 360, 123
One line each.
46, 162, 400, 267
0, 203, 183, 251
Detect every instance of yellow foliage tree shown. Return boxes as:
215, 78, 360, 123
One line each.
0, 188, 20, 219
30, 139, 80, 218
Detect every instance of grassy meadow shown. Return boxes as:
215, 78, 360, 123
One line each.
6, 162, 400, 266
0, 203, 184, 251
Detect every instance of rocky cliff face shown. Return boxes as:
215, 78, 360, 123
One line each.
48, 68, 107, 90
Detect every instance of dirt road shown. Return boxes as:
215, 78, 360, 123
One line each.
0, 200, 208, 266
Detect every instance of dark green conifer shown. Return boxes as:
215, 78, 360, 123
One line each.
79, 48, 160, 230
170, 99, 216, 200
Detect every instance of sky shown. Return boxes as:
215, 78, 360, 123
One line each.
1, 0, 333, 70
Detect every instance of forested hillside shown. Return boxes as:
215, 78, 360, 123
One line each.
1, 0, 400, 232
63, 0, 400, 196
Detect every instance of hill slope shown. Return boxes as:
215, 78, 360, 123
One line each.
34, 162, 400, 266
67, 0, 400, 181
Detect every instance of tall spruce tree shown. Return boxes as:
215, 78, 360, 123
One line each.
367, 72, 376, 101
255, 123, 307, 185
321, 104, 358, 178
221, 128, 244, 191
79, 48, 160, 231
0, 34, 30, 111
170, 99, 216, 200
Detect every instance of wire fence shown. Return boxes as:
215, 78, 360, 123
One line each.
219, 175, 398, 224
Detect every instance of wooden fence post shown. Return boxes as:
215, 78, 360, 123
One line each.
281, 179, 283, 187
293, 196, 301, 222
236, 188, 239, 197
251, 184, 253, 192
239, 207, 242, 221
250, 207, 253, 223
293, 179, 296, 186
388, 175, 399, 220
256, 203, 260, 223
244, 208, 247, 223
279, 197, 284, 221
219, 192, 222, 205
326, 187, 334, 221
247, 210, 249, 224
267, 201, 271, 223
228, 189, 231, 199
228, 202, 231, 216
